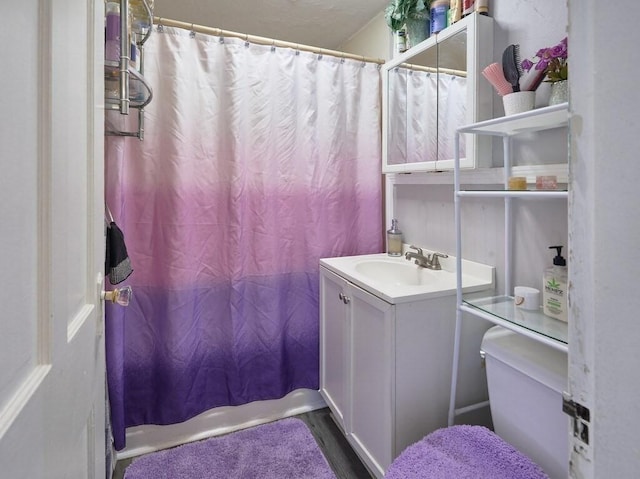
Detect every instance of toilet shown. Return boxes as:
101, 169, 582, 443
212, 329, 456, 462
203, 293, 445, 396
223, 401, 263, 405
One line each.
481, 325, 569, 479
385, 325, 569, 479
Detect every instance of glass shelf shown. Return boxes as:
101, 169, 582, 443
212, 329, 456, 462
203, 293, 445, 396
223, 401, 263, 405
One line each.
462, 293, 568, 348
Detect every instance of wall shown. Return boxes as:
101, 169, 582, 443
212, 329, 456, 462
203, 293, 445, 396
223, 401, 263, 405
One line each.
339, 11, 391, 61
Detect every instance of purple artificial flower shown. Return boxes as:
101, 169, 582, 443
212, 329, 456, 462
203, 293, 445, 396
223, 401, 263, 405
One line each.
520, 37, 568, 82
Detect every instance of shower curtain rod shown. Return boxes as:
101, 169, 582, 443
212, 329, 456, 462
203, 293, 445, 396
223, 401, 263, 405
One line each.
400, 62, 467, 77
153, 17, 386, 65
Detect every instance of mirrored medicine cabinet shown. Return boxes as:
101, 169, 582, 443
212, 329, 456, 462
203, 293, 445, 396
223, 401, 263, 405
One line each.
382, 13, 494, 173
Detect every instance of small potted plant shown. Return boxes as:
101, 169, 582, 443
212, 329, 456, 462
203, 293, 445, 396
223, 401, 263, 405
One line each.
521, 37, 568, 105
385, 0, 430, 49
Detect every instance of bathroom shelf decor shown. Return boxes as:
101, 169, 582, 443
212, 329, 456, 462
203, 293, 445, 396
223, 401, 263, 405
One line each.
448, 102, 569, 427
105, 0, 154, 139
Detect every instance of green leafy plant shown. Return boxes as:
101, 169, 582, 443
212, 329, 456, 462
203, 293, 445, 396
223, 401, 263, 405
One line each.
385, 0, 430, 32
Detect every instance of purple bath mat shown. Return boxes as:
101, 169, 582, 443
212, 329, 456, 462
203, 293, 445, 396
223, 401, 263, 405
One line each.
123, 417, 337, 479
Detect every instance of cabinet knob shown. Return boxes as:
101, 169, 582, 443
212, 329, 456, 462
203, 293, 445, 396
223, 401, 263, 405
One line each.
342, 295, 350, 304
338, 292, 345, 301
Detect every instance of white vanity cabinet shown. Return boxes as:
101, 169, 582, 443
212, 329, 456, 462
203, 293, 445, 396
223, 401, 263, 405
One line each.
319, 266, 458, 478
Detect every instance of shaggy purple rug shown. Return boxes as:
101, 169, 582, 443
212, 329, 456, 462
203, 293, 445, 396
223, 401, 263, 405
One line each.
123, 417, 336, 479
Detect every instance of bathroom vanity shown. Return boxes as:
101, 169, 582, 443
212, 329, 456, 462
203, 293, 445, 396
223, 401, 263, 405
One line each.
319, 252, 493, 478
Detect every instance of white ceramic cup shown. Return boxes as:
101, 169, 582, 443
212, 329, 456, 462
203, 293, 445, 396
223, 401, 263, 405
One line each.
514, 286, 540, 310
503, 91, 535, 116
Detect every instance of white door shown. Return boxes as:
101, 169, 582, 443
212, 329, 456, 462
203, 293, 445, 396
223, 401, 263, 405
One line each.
319, 267, 350, 431
0, 1, 106, 478
349, 284, 393, 477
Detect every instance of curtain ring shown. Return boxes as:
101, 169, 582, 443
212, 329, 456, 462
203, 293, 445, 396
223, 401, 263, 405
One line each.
295, 44, 300, 56
271, 39, 276, 52
189, 24, 196, 38
157, 17, 164, 33
244, 34, 250, 47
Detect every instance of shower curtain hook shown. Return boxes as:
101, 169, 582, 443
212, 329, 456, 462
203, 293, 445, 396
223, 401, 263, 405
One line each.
244, 33, 250, 47
271, 39, 276, 52
189, 24, 196, 38
157, 17, 164, 33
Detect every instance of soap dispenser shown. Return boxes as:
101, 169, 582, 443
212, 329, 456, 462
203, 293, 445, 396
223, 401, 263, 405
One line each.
543, 245, 568, 322
387, 219, 403, 256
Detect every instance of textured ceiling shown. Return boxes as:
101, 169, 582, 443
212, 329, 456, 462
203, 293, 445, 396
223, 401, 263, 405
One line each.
154, 0, 389, 50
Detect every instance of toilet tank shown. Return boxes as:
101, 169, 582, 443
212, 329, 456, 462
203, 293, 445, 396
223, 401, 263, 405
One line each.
481, 326, 568, 479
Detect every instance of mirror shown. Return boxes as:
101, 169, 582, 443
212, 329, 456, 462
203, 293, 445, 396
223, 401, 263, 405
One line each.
382, 13, 493, 173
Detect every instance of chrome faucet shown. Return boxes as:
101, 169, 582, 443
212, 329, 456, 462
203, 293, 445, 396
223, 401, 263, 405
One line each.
405, 245, 448, 270
405, 245, 430, 268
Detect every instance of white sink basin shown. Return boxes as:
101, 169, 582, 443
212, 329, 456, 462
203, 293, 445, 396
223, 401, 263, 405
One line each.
354, 259, 440, 286
320, 251, 494, 304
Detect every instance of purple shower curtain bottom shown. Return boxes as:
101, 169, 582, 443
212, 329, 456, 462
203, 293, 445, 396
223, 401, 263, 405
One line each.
106, 271, 322, 450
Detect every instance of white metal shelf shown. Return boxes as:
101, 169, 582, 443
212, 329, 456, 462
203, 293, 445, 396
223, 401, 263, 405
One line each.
457, 102, 569, 136
448, 103, 570, 426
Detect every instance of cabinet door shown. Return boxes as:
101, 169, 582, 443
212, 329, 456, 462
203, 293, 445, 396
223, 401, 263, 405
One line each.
319, 268, 349, 431
348, 284, 395, 476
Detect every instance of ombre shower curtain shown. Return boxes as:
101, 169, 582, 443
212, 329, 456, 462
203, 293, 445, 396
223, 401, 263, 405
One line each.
105, 27, 382, 450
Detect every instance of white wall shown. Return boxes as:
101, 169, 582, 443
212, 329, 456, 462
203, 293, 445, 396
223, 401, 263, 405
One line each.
339, 11, 391, 61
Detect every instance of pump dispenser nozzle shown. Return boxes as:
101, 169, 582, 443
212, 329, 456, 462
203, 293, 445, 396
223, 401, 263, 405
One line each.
549, 245, 566, 266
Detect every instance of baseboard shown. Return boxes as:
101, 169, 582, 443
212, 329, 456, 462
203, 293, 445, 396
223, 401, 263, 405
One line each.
116, 388, 326, 460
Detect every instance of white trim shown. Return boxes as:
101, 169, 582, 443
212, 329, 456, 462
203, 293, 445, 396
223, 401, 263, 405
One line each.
117, 388, 326, 459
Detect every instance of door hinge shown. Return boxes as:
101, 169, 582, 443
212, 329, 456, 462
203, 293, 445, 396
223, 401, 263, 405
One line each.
562, 392, 590, 445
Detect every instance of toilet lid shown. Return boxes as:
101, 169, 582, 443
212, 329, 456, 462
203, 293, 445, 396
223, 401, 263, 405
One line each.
481, 325, 568, 393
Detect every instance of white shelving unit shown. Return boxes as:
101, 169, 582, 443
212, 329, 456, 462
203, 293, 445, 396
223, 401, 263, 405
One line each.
448, 103, 570, 426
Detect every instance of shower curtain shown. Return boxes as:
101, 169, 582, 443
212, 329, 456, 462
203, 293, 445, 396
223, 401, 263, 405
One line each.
105, 27, 382, 450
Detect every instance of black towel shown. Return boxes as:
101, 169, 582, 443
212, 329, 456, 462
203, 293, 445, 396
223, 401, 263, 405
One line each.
106, 221, 133, 284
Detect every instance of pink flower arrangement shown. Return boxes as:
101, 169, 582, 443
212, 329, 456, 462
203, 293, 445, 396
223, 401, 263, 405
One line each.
521, 37, 568, 83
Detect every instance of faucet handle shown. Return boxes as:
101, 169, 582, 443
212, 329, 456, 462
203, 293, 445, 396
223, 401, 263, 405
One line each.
408, 245, 423, 255
430, 252, 448, 270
